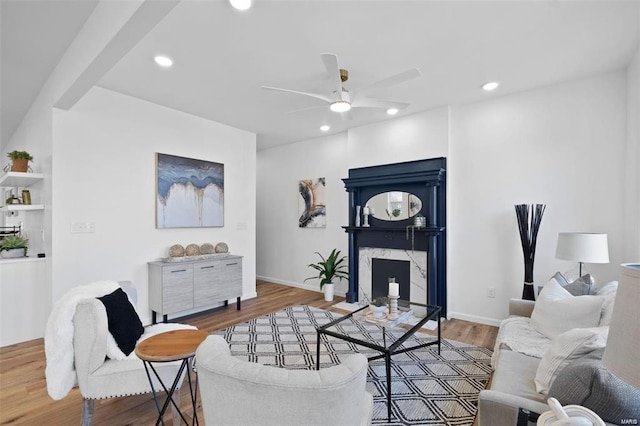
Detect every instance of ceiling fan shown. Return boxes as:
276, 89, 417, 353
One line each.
261, 53, 421, 117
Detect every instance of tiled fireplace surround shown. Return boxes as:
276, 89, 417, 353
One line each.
358, 247, 427, 304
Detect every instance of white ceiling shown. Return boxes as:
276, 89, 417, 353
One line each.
0, 0, 99, 148
2, 1, 639, 151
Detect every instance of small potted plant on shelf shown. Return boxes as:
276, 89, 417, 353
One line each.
7, 151, 34, 173
369, 297, 388, 318
0, 235, 29, 258
304, 249, 348, 302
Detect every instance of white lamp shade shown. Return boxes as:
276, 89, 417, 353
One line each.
555, 233, 610, 263
602, 264, 640, 388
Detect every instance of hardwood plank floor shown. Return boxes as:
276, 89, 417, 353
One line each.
0, 281, 497, 425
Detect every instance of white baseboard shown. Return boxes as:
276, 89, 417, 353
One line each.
447, 311, 501, 327
256, 275, 347, 297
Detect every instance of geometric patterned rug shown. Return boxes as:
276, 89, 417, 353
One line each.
214, 305, 493, 425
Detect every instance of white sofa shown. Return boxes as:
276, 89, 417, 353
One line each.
195, 335, 373, 426
477, 280, 618, 426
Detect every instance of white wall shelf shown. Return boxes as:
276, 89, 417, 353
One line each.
0, 204, 44, 212
0, 171, 44, 188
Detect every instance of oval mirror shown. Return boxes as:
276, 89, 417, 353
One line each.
365, 192, 422, 221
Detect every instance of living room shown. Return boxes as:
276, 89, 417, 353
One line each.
1, 0, 639, 425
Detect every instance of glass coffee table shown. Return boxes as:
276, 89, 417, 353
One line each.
316, 302, 441, 421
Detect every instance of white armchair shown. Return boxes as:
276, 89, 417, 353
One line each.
72, 283, 186, 425
195, 335, 373, 426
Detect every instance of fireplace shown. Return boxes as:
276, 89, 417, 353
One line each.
342, 158, 447, 316
360, 248, 426, 304
371, 258, 410, 300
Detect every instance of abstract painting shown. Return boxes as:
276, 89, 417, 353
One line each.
298, 178, 326, 228
156, 153, 224, 228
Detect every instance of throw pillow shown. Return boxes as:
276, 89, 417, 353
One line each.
595, 281, 618, 326
530, 280, 604, 339
549, 357, 640, 425
563, 274, 593, 296
534, 327, 608, 394
97, 287, 144, 356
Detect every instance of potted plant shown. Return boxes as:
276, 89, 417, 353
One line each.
7, 151, 34, 173
0, 235, 29, 258
304, 249, 348, 301
369, 297, 388, 318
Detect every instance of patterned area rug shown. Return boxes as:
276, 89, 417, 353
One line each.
214, 305, 493, 425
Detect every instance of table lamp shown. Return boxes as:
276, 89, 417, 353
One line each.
555, 233, 609, 287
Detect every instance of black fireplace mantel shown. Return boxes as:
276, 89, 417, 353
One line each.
342, 158, 447, 316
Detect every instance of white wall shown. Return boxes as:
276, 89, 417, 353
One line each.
52, 87, 256, 324
256, 133, 350, 294
257, 71, 630, 325
347, 107, 449, 169
625, 45, 640, 261
256, 108, 449, 295
449, 71, 627, 324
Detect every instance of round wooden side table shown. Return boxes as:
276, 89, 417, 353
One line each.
135, 329, 208, 426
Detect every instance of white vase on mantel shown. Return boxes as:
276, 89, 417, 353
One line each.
323, 282, 335, 302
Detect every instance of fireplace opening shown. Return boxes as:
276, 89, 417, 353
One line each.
372, 258, 410, 301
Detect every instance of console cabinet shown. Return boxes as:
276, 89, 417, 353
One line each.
148, 255, 242, 323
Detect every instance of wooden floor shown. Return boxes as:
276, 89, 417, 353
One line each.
0, 281, 498, 425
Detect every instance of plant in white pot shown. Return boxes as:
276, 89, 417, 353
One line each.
369, 297, 388, 318
305, 249, 348, 302
0, 235, 28, 258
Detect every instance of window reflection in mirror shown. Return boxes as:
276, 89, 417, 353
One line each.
365, 192, 422, 221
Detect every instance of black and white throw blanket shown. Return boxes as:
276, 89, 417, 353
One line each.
215, 305, 493, 425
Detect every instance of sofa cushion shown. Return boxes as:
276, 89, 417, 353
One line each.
530, 280, 603, 339
534, 327, 608, 394
549, 357, 640, 425
490, 349, 546, 405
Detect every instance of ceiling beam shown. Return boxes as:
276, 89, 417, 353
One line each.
55, 0, 180, 110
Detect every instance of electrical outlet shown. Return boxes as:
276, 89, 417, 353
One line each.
487, 287, 496, 298
71, 222, 96, 233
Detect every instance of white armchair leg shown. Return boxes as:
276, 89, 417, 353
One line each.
82, 398, 94, 426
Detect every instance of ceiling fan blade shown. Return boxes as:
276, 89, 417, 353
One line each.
351, 97, 410, 110
340, 110, 353, 121
261, 86, 333, 103
321, 53, 344, 97
355, 68, 421, 97
285, 105, 328, 115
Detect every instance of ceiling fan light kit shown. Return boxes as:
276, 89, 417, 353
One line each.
261, 53, 420, 118
330, 101, 351, 113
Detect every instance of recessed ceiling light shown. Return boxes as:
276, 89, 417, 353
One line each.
386, 108, 399, 116
482, 82, 499, 91
320, 125, 330, 132
329, 101, 351, 113
229, 0, 252, 10
154, 55, 173, 68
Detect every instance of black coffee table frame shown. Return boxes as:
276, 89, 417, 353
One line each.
315, 303, 442, 421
